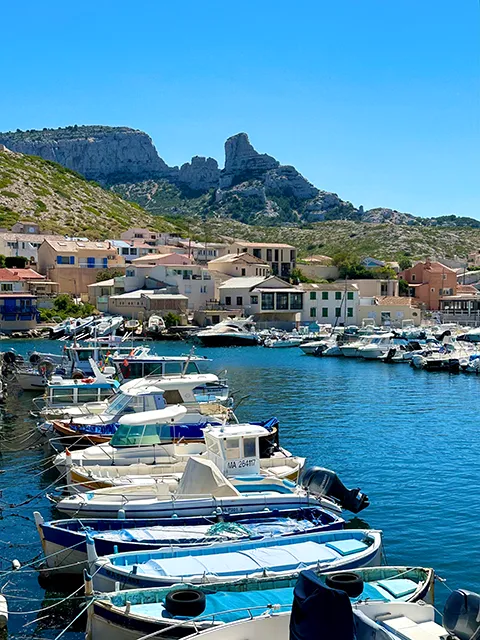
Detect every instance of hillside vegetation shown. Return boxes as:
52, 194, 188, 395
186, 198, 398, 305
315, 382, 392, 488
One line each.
0, 149, 175, 237
191, 217, 480, 261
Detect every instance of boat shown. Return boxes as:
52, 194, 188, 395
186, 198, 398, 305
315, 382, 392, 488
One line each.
124, 319, 140, 331
196, 319, 259, 347
300, 339, 328, 355
339, 336, 375, 358
64, 420, 303, 490
88, 315, 124, 338
32, 361, 119, 420
167, 569, 461, 640
88, 528, 382, 592
34, 506, 344, 573
357, 334, 400, 360
53, 416, 284, 473
85, 566, 434, 640
53, 457, 369, 519
147, 314, 166, 334
42, 374, 230, 445
264, 335, 303, 348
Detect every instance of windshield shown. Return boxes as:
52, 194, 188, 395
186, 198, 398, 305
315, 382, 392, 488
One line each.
105, 393, 132, 416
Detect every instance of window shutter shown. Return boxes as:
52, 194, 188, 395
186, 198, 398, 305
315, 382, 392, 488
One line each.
69, 256, 75, 265
56, 256, 62, 265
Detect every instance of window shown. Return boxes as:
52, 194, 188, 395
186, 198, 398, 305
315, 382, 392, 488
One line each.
274, 249, 279, 261
236, 296, 243, 306
266, 249, 272, 261
322, 291, 329, 300
411, 274, 416, 281
226, 438, 241, 459
261, 292, 275, 310
310, 291, 316, 300
243, 437, 256, 458
335, 307, 341, 317
442, 273, 447, 280
347, 292, 354, 300
1, 284, 13, 292
290, 293, 303, 310
322, 308, 328, 317
253, 249, 261, 259
250, 295, 258, 304
381, 284, 388, 296
56, 255, 73, 265
225, 296, 231, 305
310, 307, 316, 318
241, 268, 246, 276
431, 288, 435, 293
335, 291, 342, 300
126, 270, 135, 277
290, 249, 296, 262
276, 292, 289, 310
347, 308, 353, 317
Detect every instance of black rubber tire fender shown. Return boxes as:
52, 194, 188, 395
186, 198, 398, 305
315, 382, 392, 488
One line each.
164, 589, 206, 618
325, 572, 364, 598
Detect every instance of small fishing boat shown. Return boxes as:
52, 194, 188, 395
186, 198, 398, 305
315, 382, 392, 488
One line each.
88, 315, 124, 338
85, 566, 434, 640
147, 314, 165, 334
53, 417, 283, 473
34, 507, 343, 573
54, 457, 369, 519
264, 335, 303, 348
88, 529, 382, 592
167, 576, 450, 640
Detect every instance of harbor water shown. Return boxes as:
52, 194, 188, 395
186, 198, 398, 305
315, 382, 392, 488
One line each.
0, 339, 479, 638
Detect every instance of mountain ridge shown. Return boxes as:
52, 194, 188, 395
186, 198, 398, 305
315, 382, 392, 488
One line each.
0, 125, 478, 229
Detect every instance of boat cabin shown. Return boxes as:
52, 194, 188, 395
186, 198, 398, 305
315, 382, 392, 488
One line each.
112, 355, 208, 381
36, 376, 119, 410
119, 375, 229, 405
203, 424, 273, 476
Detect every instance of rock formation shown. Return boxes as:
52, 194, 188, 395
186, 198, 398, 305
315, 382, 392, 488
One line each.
219, 132, 279, 188
177, 156, 219, 191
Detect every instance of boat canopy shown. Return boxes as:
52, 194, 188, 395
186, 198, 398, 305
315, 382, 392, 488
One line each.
118, 405, 187, 426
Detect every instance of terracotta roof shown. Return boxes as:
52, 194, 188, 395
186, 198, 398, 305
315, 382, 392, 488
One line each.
0, 268, 21, 281
457, 284, 478, 294
376, 296, 420, 306
7, 268, 45, 280
232, 241, 296, 249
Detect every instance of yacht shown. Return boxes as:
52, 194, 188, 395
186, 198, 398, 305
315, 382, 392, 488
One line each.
196, 318, 259, 347
358, 334, 399, 359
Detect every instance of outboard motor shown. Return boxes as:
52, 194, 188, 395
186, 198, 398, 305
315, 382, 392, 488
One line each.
290, 570, 354, 640
384, 347, 396, 362
443, 589, 480, 640
300, 467, 370, 513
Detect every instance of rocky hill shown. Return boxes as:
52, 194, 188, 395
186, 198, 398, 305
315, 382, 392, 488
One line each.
1, 125, 479, 230
0, 145, 175, 237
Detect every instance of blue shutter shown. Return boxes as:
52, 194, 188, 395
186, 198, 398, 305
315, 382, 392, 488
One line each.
56, 256, 62, 265
103, 258, 108, 267
87, 257, 95, 268
69, 256, 75, 265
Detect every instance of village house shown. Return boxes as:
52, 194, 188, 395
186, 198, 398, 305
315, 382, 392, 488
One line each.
218, 275, 304, 329
0, 269, 41, 331
300, 283, 359, 326
400, 260, 457, 310
358, 296, 423, 327
37, 239, 125, 296
207, 253, 271, 279
226, 242, 297, 279
0, 231, 66, 264
120, 228, 160, 246
297, 256, 340, 281
106, 290, 188, 320
175, 240, 229, 263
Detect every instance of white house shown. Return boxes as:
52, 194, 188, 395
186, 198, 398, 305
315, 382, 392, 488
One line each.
208, 253, 271, 279
300, 283, 359, 326
218, 275, 304, 329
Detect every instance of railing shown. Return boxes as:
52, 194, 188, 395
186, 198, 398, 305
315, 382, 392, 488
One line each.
78, 261, 108, 269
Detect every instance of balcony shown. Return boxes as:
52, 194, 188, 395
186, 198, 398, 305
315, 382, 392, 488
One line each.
78, 261, 109, 269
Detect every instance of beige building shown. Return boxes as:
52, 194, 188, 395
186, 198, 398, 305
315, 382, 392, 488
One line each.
358, 296, 423, 327
0, 231, 65, 264
120, 228, 159, 245
300, 283, 359, 326
107, 290, 188, 320
344, 279, 399, 298
226, 242, 297, 279
38, 240, 125, 295
208, 253, 271, 279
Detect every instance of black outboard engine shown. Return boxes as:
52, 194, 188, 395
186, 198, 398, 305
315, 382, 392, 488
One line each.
300, 467, 370, 513
443, 589, 480, 640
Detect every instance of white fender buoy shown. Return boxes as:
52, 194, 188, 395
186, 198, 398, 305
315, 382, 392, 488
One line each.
0, 594, 8, 628
11, 560, 20, 571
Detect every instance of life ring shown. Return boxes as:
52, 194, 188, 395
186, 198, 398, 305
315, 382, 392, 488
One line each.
325, 572, 363, 598
164, 589, 206, 617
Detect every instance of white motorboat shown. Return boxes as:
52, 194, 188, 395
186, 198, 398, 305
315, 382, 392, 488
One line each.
196, 319, 258, 347
147, 314, 165, 333
357, 334, 397, 359
264, 336, 303, 348
300, 340, 326, 355
339, 336, 374, 358
89, 315, 123, 337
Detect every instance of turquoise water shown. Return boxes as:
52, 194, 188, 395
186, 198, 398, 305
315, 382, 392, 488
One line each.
0, 339, 478, 638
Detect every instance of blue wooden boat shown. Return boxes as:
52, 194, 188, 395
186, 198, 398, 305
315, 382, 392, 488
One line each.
34, 507, 343, 574
86, 566, 433, 640
89, 529, 382, 592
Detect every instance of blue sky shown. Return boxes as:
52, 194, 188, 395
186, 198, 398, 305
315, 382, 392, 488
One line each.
1, 0, 479, 218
